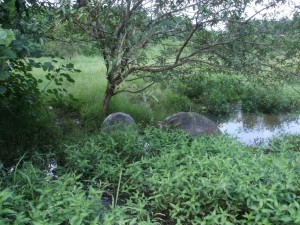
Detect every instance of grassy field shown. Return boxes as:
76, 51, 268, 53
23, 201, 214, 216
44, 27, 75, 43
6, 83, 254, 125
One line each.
32, 55, 199, 125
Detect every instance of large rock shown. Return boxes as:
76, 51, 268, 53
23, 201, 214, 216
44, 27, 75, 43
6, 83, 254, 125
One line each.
158, 112, 221, 136
101, 112, 136, 133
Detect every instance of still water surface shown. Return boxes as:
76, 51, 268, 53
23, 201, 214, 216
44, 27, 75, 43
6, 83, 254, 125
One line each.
217, 109, 300, 146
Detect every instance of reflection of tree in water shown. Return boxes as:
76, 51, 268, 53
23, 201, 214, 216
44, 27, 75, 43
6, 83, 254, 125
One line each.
239, 113, 261, 130
219, 109, 300, 146
263, 115, 281, 131
280, 114, 300, 125
239, 113, 299, 132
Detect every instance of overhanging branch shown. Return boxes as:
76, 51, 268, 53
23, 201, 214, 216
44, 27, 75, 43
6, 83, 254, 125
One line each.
114, 81, 156, 94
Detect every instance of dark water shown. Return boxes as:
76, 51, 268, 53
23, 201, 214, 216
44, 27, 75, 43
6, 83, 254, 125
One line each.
218, 109, 300, 146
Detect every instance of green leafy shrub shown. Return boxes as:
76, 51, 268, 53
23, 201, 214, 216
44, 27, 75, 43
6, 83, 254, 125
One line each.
122, 90, 195, 124
172, 72, 300, 115
0, 157, 158, 224
0, 162, 103, 224
61, 130, 140, 184
0, 27, 80, 165
2, 132, 300, 224
241, 84, 300, 113
0, 108, 58, 167
61, 127, 190, 184
0, 27, 80, 166
153, 92, 195, 118
172, 73, 244, 116
122, 136, 300, 224
110, 94, 154, 125
269, 134, 300, 152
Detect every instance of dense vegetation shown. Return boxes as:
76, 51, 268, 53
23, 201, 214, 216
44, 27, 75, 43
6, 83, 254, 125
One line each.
1, 128, 300, 224
1, 0, 300, 224
1, 55, 300, 224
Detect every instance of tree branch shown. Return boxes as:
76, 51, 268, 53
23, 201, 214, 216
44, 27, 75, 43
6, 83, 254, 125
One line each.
114, 81, 156, 94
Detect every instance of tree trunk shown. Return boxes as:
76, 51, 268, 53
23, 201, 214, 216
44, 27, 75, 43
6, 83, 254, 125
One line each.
102, 84, 115, 116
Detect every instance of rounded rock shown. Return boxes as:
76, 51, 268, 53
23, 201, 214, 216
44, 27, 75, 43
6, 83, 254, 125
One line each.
101, 112, 136, 133
158, 112, 221, 136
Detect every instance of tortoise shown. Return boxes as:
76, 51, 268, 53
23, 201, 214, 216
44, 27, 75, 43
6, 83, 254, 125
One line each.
101, 112, 136, 133
157, 112, 221, 136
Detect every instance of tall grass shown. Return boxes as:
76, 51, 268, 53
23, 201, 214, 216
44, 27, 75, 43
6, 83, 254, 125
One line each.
32, 54, 199, 126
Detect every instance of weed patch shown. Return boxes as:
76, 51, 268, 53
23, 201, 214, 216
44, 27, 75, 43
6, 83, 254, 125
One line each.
1, 131, 300, 224
122, 136, 300, 224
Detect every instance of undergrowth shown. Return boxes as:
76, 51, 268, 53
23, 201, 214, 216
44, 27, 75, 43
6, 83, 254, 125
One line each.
2, 55, 300, 224
173, 72, 300, 116
2, 129, 300, 224
122, 134, 300, 224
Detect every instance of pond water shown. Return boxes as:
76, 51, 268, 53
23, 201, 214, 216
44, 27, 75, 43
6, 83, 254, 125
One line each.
217, 108, 300, 146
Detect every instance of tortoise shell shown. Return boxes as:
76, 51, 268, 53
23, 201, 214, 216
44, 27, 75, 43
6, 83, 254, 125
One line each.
158, 112, 221, 136
101, 112, 136, 132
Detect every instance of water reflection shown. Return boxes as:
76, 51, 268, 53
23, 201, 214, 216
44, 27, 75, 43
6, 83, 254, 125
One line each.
218, 109, 300, 146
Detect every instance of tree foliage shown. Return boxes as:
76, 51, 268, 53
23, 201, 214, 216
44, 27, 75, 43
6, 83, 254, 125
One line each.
55, 0, 299, 114
0, 0, 80, 165
0, 0, 79, 117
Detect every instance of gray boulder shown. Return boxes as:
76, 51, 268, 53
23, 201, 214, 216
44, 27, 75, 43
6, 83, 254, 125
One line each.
158, 112, 221, 136
101, 112, 136, 133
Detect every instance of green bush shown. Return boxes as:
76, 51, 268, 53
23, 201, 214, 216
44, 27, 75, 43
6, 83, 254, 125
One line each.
269, 134, 300, 152
61, 127, 190, 184
0, 107, 58, 167
2, 132, 300, 224
110, 94, 154, 125
61, 128, 141, 183
241, 84, 300, 113
172, 72, 300, 115
154, 92, 195, 116
0, 162, 103, 224
172, 73, 244, 116
0, 158, 158, 224
122, 136, 300, 224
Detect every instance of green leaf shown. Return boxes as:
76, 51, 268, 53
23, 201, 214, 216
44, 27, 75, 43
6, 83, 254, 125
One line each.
279, 215, 292, 223
0, 31, 7, 43
60, 73, 75, 83
42, 62, 55, 71
39, 37, 44, 46
1, 48, 16, 59
1, 208, 17, 214
29, 59, 41, 68
0, 28, 15, 47
65, 63, 74, 69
